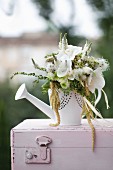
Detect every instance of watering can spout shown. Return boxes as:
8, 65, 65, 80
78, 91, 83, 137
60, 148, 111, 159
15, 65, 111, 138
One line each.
15, 83, 55, 121
15, 83, 27, 100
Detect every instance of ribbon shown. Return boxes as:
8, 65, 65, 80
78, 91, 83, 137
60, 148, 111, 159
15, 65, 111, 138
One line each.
83, 95, 112, 127
102, 89, 110, 109
83, 97, 103, 118
95, 89, 102, 107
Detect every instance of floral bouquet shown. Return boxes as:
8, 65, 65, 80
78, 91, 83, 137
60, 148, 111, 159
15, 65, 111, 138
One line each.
11, 33, 110, 150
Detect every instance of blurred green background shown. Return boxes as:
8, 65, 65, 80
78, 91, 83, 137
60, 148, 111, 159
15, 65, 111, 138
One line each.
0, 0, 113, 170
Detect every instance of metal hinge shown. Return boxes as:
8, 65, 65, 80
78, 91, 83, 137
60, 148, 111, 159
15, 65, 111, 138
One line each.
25, 136, 52, 164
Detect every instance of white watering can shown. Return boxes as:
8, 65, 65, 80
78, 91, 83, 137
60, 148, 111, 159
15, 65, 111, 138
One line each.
15, 83, 83, 125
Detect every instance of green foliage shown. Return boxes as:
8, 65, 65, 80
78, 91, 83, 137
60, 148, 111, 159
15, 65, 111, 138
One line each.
32, 0, 53, 20
0, 80, 49, 170
87, 0, 105, 10
85, 0, 113, 117
32, 0, 85, 44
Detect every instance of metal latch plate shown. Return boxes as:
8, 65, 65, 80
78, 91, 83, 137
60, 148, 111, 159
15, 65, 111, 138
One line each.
25, 148, 51, 164
25, 136, 52, 164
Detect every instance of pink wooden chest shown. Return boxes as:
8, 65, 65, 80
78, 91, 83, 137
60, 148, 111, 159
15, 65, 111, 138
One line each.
10, 119, 113, 170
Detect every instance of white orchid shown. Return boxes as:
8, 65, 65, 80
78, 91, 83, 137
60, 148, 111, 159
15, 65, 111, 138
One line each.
56, 40, 82, 78
56, 33, 83, 78
87, 68, 105, 93
57, 45, 82, 61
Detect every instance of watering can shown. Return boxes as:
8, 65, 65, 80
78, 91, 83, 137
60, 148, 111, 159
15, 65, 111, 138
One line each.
15, 83, 83, 125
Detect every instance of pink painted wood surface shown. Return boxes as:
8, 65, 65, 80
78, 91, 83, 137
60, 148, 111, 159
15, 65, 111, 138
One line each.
11, 119, 113, 170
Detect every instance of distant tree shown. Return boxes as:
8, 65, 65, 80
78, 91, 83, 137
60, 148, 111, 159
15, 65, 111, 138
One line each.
32, 0, 85, 44
86, 0, 113, 117
0, 80, 48, 170
86, 0, 113, 37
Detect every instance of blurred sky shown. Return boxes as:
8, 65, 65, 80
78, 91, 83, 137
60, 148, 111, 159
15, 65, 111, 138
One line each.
0, 0, 103, 38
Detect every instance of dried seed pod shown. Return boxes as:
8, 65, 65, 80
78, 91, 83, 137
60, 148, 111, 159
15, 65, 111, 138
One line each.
49, 82, 60, 126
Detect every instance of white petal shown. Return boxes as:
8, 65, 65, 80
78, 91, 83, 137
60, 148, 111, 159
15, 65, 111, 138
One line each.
57, 61, 68, 77
67, 45, 82, 60
88, 69, 105, 93
95, 89, 102, 106
83, 66, 93, 74
73, 46, 82, 56
60, 54, 69, 61
83, 97, 103, 118
74, 68, 83, 81
87, 74, 93, 85
66, 59, 72, 71
56, 51, 65, 60
57, 68, 68, 77
102, 89, 110, 109
68, 45, 82, 53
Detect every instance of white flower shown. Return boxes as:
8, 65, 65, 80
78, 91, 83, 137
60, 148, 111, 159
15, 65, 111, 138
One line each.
80, 67, 93, 82
56, 59, 71, 77
46, 62, 56, 72
73, 68, 83, 81
98, 58, 109, 71
66, 45, 82, 59
56, 45, 82, 78
57, 45, 82, 61
87, 68, 105, 93
83, 67, 93, 75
